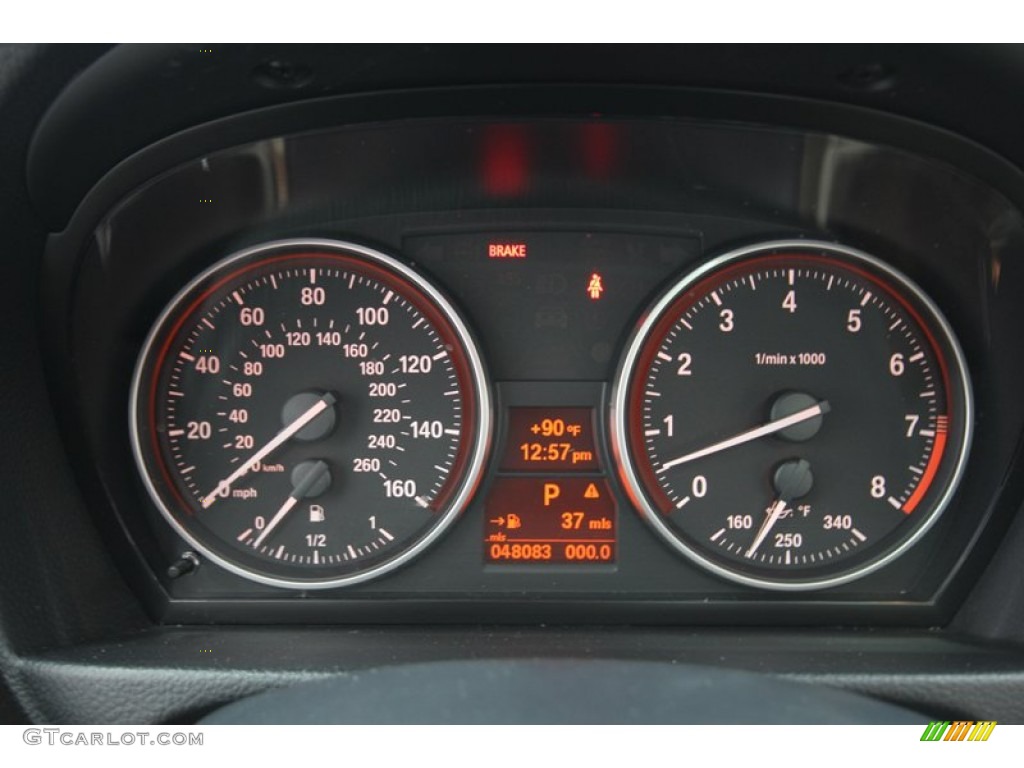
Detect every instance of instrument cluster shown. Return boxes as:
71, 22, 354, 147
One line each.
43, 112, 1024, 624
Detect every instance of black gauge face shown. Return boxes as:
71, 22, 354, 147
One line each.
131, 239, 491, 589
612, 241, 972, 590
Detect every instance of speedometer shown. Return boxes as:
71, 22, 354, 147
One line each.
611, 240, 972, 590
130, 238, 491, 589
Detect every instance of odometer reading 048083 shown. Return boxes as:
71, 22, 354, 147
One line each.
131, 239, 490, 589
612, 241, 972, 590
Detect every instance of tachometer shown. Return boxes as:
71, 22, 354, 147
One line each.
131, 238, 491, 589
611, 240, 972, 590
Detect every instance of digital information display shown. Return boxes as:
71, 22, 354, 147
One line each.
501, 407, 599, 472
484, 477, 616, 564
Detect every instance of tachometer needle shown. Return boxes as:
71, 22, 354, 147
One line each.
252, 460, 330, 549
656, 400, 830, 474
201, 393, 336, 508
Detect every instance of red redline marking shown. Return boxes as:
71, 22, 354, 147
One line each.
903, 426, 948, 514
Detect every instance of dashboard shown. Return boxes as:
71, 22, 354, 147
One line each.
52, 115, 1015, 623
5, 43, 1024, 724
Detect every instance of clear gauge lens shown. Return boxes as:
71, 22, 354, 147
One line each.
131, 239, 491, 589
611, 241, 972, 591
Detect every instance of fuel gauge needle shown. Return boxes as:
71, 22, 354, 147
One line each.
201, 392, 336, 509
251, 460, 330, 549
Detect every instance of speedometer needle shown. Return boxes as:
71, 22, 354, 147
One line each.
201, 392, 336, 508
656, 400, 830, 474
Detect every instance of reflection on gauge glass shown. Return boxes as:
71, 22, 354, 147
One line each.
611, 240, 972, 590
130, 238, 491, 589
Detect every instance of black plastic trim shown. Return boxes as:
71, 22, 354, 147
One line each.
27, 44, 1024, 231
9, 628, 1024, 724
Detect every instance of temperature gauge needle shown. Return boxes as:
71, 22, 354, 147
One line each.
251, 460, 330, 549
746, 458, 813, 558
656, 400, 830, 474
746, 498, 790, 558
201, 392, 336, 508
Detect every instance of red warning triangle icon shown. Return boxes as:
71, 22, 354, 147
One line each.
584, 483, 600, 499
